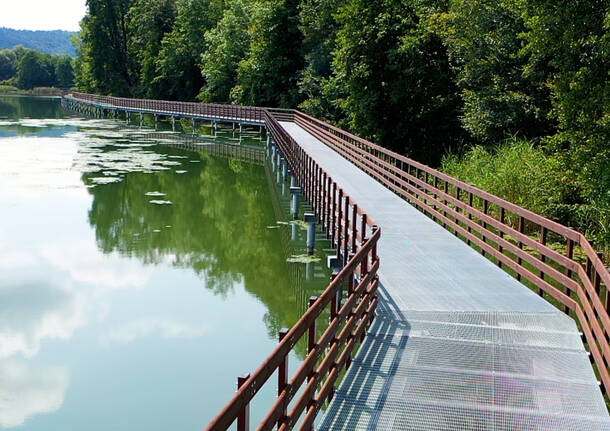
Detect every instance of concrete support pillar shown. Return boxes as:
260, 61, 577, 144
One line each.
306, 261, 314, 281
290, 187, 302, 219
305, 213, 317, 255
291, 222, 298, 241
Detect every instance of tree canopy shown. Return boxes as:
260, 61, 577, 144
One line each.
0, 46, 74, 89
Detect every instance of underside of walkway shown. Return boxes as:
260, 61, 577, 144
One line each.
280, 122, 610, 431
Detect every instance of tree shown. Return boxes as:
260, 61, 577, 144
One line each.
430, 0, 554, 144
520, 1, 610, 242
199, 0, 251, 103
17, 50, 55, 89
153, 0, 224, 101
54, 55, 74, 87
298, 0, 347, 120
76, 0, 137, 95
127, 0, 176, 98
235, 0, 304, 107
0, 48, 17, 81
330, 0, 464, 165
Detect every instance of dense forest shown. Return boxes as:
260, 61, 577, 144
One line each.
0, 46, 75, 89
0, 27, 77, 56
74, 0, 609, 247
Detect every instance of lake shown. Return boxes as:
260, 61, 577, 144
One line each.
0, 95, 331, 430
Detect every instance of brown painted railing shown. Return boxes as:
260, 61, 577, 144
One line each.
294, 110, 610, 394
68, 92, 266, 123
205, 112, 380, 431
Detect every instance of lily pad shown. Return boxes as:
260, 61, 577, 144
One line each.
287, 254, 321, 264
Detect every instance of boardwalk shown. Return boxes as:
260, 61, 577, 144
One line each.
63, 93, 610, 430
281, 122, 610, 431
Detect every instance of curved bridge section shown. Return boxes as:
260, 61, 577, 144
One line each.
63, 93, 610, 430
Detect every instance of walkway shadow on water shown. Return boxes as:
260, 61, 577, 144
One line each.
319, 283, 411, 430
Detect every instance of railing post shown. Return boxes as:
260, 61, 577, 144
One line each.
481, 199, 489, 257
498, 207, 505, 268
595, 252, 604, 296
361, 214, 368, 277
237, 374, 250, 431
565, 238, 574, 314
467, 192, 473, 245
539, 226, 547, 296
331, 182, 337, 246
352, 204, 358, 253
325, 174, 331, 237
307, 296, 318, 383
337, 189, 343, 258
517, 216, 525, 281
305, 213, 317, 255
278, 328, 289, 428
343, 198, 350, 265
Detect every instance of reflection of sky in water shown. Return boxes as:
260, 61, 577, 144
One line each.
0, 101, 322, 430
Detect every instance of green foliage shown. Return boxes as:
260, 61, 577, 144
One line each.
0, 46, 75, 90
153, 0, 224, 101
430, 0, 552, 143
235, 0, 304, 107
199, 0, 251, 103
519, 1, 610, 245
54, 56, 75, 87
76, 0, 137, 96
127, 0, 176, 98
329, 0, 464, 165
298, 0, 347, 120
0, 48, 17, 81
442, 140, 567, 218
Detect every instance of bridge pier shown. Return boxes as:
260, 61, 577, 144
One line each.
290, 187, 301, 219
305, 213, 317, 255
172, 116, 176, 132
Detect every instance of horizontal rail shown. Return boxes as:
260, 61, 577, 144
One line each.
67, 92, 267, 124
294, 110, 610, 395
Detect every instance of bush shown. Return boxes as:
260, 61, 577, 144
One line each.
442, 139, 569, 224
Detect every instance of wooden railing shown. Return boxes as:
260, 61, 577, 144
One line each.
294, 110, 610, 395
203, 111, 381, 431
68, 92, 266, 123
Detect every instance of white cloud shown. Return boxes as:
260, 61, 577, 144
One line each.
0, 0, 86, 31
0, 283, 85, 359
0, 363, 68, 428
40, 242, 152, 292
100, 319, 208, 346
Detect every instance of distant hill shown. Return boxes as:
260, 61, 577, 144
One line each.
0, 27, 76, 56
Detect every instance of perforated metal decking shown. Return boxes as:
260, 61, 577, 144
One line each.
280, 122, 610, 431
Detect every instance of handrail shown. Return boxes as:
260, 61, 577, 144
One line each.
293, 110, 610, 395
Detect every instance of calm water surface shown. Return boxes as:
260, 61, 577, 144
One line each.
0, 96, 331, 430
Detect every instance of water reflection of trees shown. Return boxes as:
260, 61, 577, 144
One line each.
0, 96, 63, 119
83, 147, 322, 345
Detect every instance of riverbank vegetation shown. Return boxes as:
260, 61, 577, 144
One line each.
74, 0, 609, 249
0, 46, 74, 90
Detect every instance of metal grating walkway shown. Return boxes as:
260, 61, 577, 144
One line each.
279, 122, 610, 430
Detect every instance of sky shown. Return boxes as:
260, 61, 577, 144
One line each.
0, 0, 86, 32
